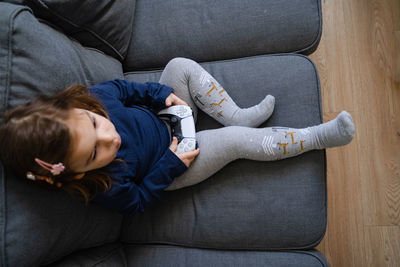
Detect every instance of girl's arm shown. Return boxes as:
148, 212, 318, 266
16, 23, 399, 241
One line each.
90, 79, 173, 110
94, 148, 188, 216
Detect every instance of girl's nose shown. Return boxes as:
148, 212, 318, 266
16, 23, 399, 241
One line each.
99, 130, 114, 145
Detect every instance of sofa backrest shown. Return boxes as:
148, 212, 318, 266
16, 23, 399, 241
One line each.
0, 3, 125, 266
123, 0, 322, 70
23, 0, 137, 61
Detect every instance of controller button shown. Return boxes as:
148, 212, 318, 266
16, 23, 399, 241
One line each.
184, 147, 190, 152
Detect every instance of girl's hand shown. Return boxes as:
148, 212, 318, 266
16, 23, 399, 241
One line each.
165, 92, 188, 107
169, 137, 200, 167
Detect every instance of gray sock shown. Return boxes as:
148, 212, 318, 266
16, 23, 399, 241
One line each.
166, 111, 355, 190
160, 58, 275, 127
307, 111, 355, 149
194, 69, 275, 127
240, 111, 355, 161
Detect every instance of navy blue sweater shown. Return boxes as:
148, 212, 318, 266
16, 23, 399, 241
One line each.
89, 79, 188, 215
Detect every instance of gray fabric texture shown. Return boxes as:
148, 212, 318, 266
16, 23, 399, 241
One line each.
124, 245, 328, 267
1, 164, 123, 267
0, 3, 124, 120
122, 55, 326, 250
48, 244, 328, 267
23, 0, 137, 61
0, 3, 125, 266
48, 242, 127, 267
123, 0, 322, 70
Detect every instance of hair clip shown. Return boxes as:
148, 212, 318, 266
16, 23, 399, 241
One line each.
26, 172, 36, 181
34, 158, 65, 175
26, 172, 62, 188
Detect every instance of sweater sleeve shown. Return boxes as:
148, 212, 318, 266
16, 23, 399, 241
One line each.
93, 149, 187, 216
90, 79, 173, 110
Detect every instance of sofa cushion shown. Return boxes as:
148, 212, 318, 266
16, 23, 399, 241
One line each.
122, 54, 326, 250
0, 3, 125, 266
22, 0, 137, 61
123, 0, 322, 70
124, 245, 328, 267
48, 243, 328, 267
0, 3, 124, 118
1, 166, 123, 267
48, 242, 127, 267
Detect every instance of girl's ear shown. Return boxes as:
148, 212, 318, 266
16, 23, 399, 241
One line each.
74, 173, 85, 179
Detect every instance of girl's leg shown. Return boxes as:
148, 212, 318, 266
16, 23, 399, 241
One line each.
159, 57, 275, 127
166, 111, 354, 190
159, 58, 199, 122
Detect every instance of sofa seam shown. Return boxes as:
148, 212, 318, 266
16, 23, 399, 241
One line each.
90, 243, 126, 267
41, 237, 122, 266
2, 5, 21, 116
122, 240, 320, 252
293, 0, 323, 55
291, 250, 328, 266
123, 53, 316, 75
1, 5, 31, 266
298, 55, 328, 249
124, 244, 327, 266
123, 0, 138, 60
33, 0, 124, 61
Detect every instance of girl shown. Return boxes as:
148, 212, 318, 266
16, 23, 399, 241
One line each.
0, 58, 354, 216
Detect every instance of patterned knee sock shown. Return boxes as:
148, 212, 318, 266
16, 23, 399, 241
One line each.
162, 57, 275, 127
246, 111, 355, 161
167, 111, 355, 190
192, 70, 275, 127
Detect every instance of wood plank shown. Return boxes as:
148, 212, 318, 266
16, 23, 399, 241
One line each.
364, 226, 400, 267
311, 0, 400, 266
316, 118, 366, 267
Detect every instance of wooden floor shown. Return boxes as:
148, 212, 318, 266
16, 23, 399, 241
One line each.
310, 0, 400, 266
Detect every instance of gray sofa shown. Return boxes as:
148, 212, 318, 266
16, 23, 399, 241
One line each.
0, 1, 328, 266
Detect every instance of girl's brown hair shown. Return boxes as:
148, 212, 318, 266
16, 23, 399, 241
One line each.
0, 85, 113, 204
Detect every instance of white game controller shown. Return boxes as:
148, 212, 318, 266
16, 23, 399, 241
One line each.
157, 105, 197, 154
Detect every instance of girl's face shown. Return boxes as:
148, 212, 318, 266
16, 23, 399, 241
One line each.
66, 108, 121, 174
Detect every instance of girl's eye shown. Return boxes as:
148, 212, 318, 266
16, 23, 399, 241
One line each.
91, 115, 97, 128
91, 115, 97, 160
92, 146, 97, 161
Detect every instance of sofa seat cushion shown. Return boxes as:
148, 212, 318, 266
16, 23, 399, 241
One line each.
123, 0, 322, 70
47, 242, 127, 267
122, 54, 326, 250
0, 3, 125, 266
124, 245, 328, 267
48, 243, 328, 267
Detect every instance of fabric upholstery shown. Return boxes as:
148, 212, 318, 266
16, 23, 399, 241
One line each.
1, 165, 123, 267
23, 0, 137, 61
123, 0, 322, 70
0, 3, 124, 119
124, 245, 329, 267
49, 244, 328, 267
48, 243, 127, 267
122, 55, 326, 250
0, 3, 125, 266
